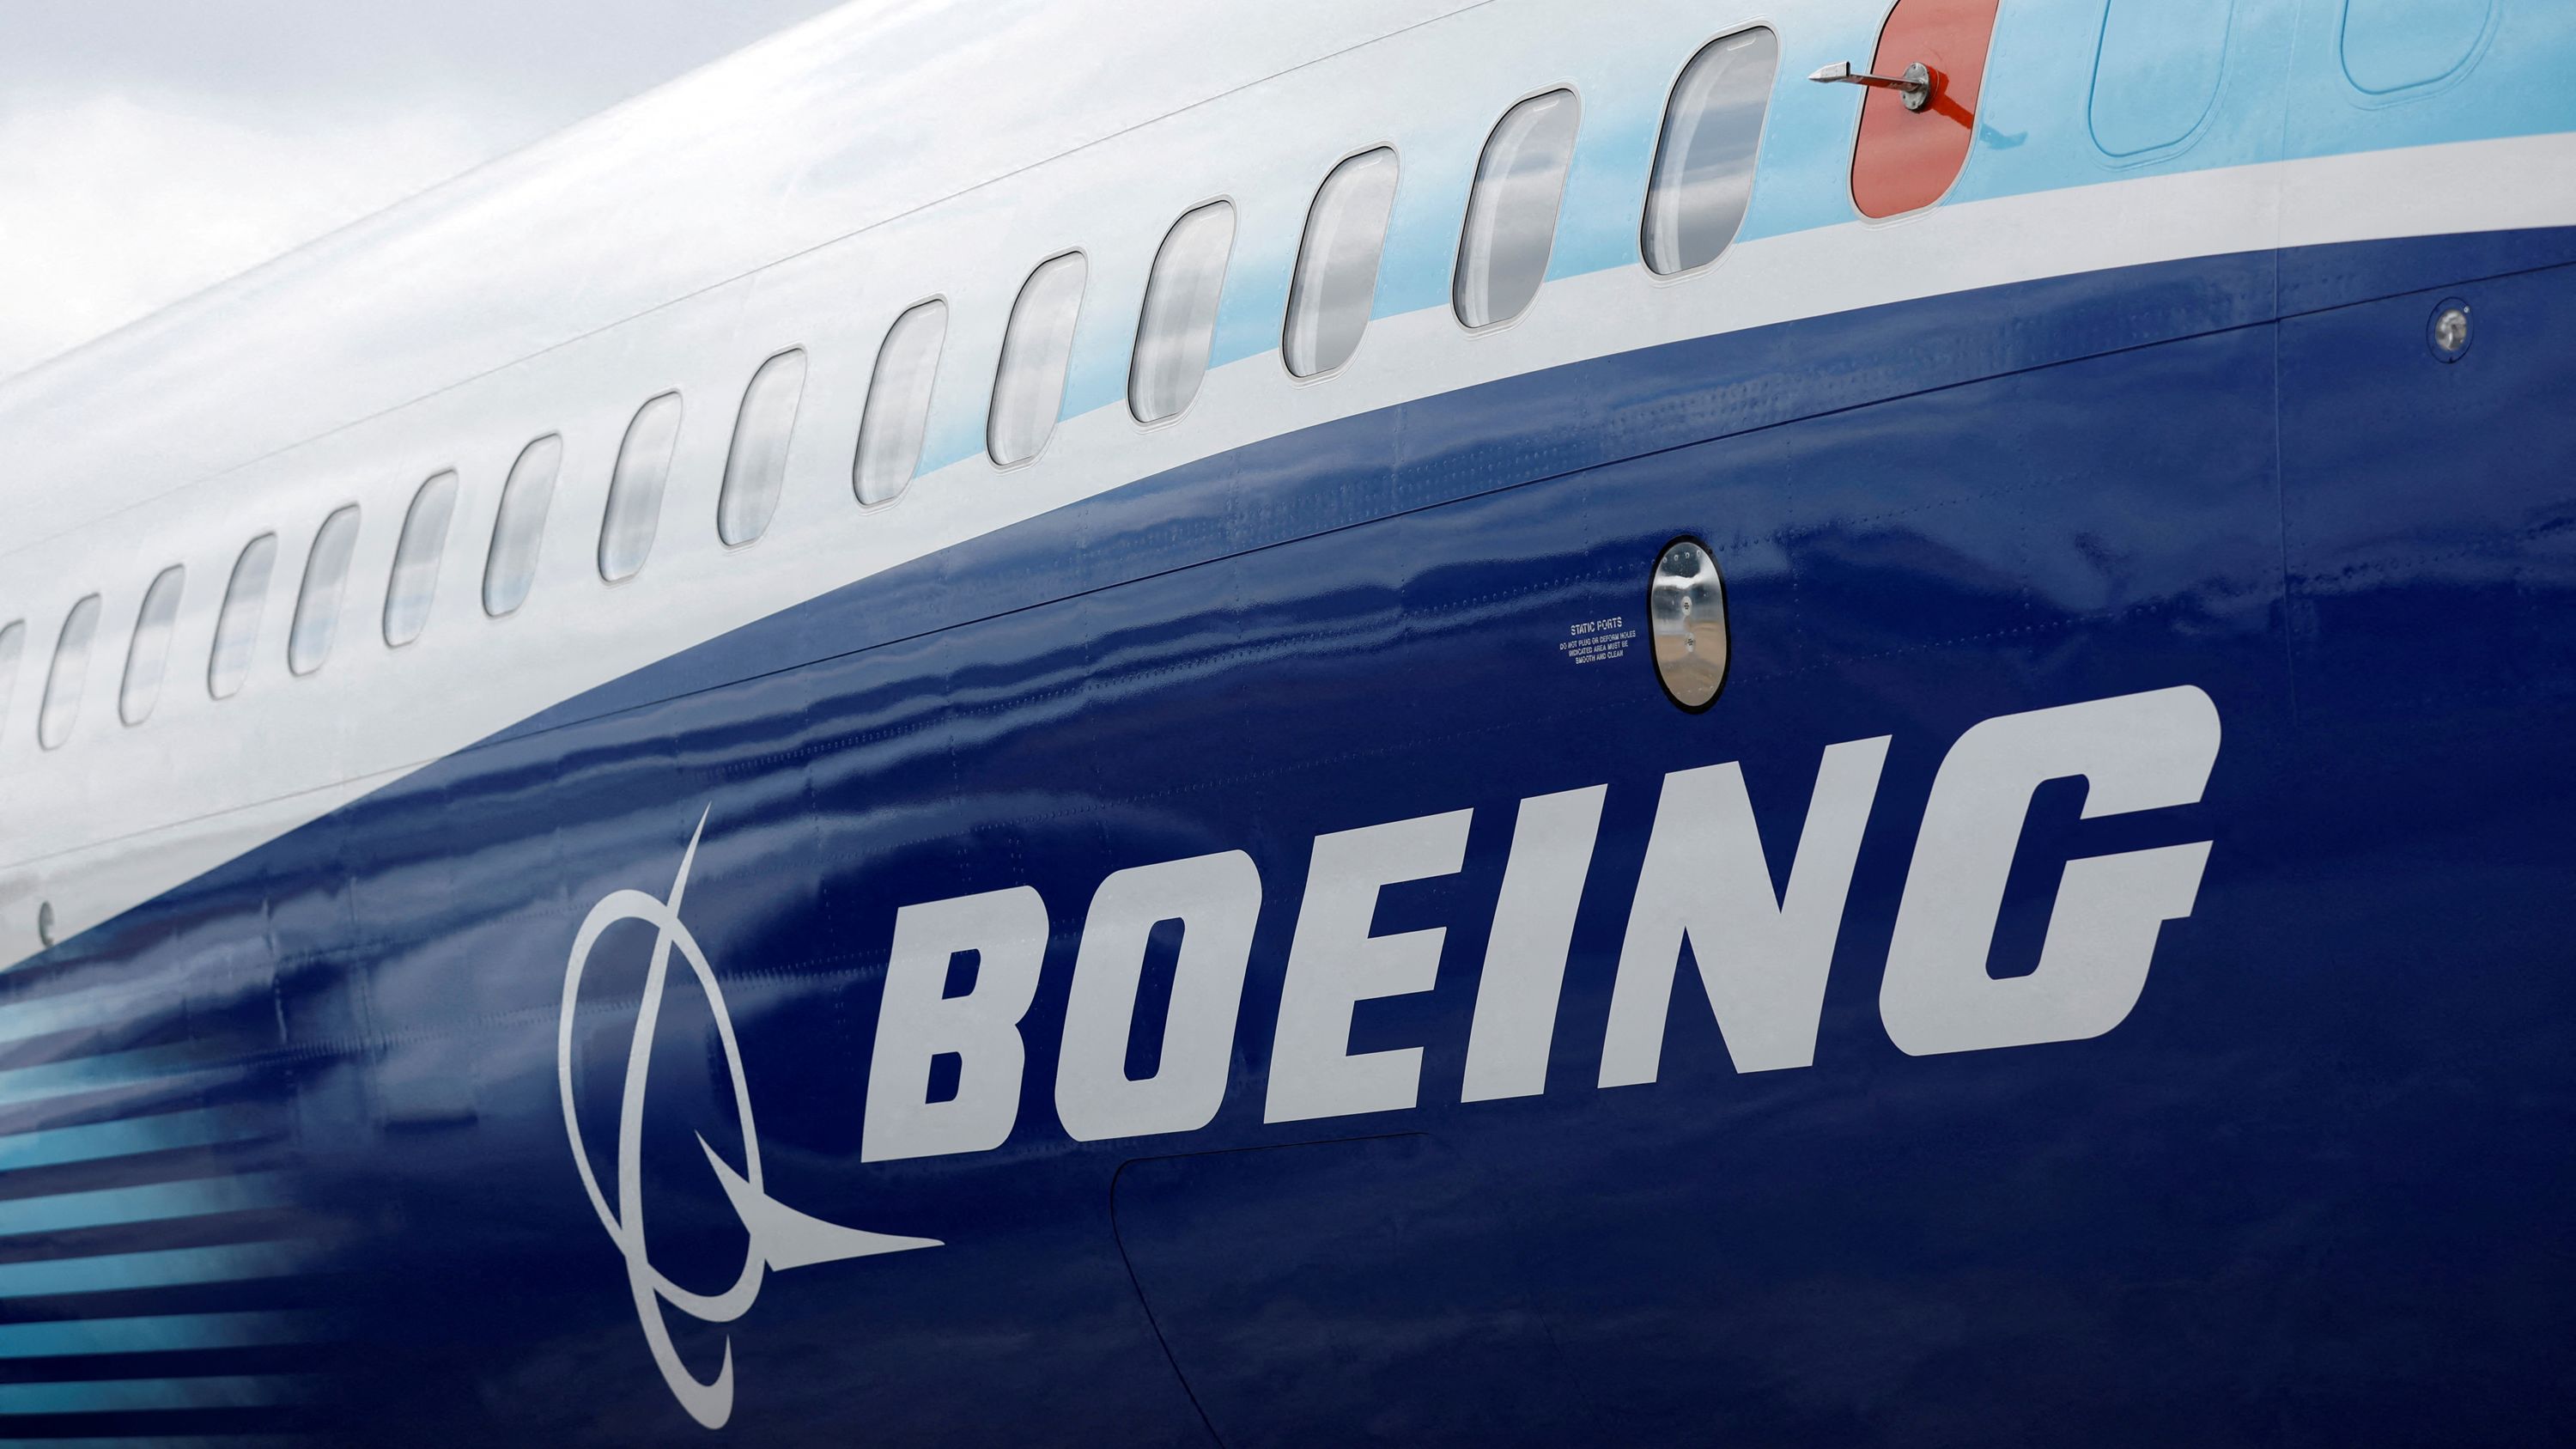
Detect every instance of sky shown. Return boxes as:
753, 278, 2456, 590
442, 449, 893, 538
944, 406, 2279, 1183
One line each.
0, 0, 851, 381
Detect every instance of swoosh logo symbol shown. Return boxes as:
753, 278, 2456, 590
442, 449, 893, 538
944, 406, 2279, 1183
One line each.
556, 809, 939, 1428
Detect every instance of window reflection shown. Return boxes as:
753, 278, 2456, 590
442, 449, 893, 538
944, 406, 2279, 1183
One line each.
718, 350, 806, 545
1285, 149, 1400, 377
855, 301, 947, 507
990, 253, 1088, 466
385, 471, 459, 646
38, 595, 101, 749
1643, 28, 1777, 276
209, 533, 277, 700
600, 393, 682, 582
119, 565, 185, 725
485, 435, 562, 617
1456, 91, 1581, 328
289, 505, 361, 677
1132, 203, 1236, 423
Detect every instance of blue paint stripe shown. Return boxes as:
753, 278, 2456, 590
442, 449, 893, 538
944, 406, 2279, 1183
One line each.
0, 1046, 207, 1109
0, 986, 147, 1050
0, 1110, 260, 1174
0, 1440, 308, 1448
0, 1243, 311, 1300
0, 1173, 285, 1238
0, 1374, 316, 1414
0, 1311, 319, 1360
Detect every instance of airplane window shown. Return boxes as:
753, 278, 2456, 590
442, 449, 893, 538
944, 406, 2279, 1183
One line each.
118, 565, 185, 726
599, 393, 683, 581
1643, 27, 1777, 275
854, 300, 947, 507
1455, 89, 1582, 329
717, 350, 807, 546
38, 594, 102, 750
1131, 202, 1236, 423
384, 470, 459, 647
2090, 0, 2231, 156
289, 505, 361, 676
0, 620, 22, 736
989, 253, 1088, 466
1285, 148, 1400, 378
208, 533, 277, 700
484, 435, 562, 617
2342, 0, 2490, 94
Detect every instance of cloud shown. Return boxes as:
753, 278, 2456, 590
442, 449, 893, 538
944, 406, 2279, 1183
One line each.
0, 91, 515, 377
0, 0, 850, 380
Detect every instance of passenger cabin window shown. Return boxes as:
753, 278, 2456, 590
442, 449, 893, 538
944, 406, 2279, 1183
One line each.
2341, 0, 2492, 94
989, 253, 1088, 466
118, 565, 185, 726
38, 594, 102, 750
855, 301, 947, 506
1131, 202, 1236, 423
600, 393, 682, 581
1455, 90, 1582, 329
1643, 27, 1777, 275
0, 620, 22, 736
718, 350, 806, 545
209, 533, 277, 700
1285, 148, 1400, 378
2090, 0, 2233, 157
289, 505, 361, 677
484, 435, 562, 617
384, 470, 459, 647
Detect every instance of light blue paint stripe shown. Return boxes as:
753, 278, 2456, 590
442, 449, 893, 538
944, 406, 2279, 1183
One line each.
0, 1440, 308, 1448
0, 1374, 316, 1414
0, 1041, 211, 1108
0, 1046, 208, 1111
920, 0, 2576, 479
0, 1243, 311, 1300
0, 1311, 319, 1360
0, 1110, 261, 1174
0, 986, 147, 1050
0, 1172, 286, 1238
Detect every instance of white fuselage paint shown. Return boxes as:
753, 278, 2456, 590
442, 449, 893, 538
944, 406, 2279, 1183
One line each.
860, 686, 2223, 1162
1, 0, 2566, 971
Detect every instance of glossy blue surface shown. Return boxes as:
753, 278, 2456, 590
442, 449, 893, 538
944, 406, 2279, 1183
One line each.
3, 227, 2573, 1446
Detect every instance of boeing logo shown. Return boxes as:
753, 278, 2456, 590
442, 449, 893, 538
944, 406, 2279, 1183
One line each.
561, 686, 2221, 1427
555, 811, 939, 1430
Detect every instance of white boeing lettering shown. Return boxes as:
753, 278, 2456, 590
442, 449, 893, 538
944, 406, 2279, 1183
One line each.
1598, 736, 1891, 1087
1880, 685, 2220, 1056
862, 885, 1051, 1162
568, 690, 2233, 1428
1055, 850, 1263, 1142
1461, 785, 1607, 1102
1265, 808, 1474, 1123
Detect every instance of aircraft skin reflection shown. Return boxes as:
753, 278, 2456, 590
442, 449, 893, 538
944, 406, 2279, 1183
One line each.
0, 0, 2571, 1444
